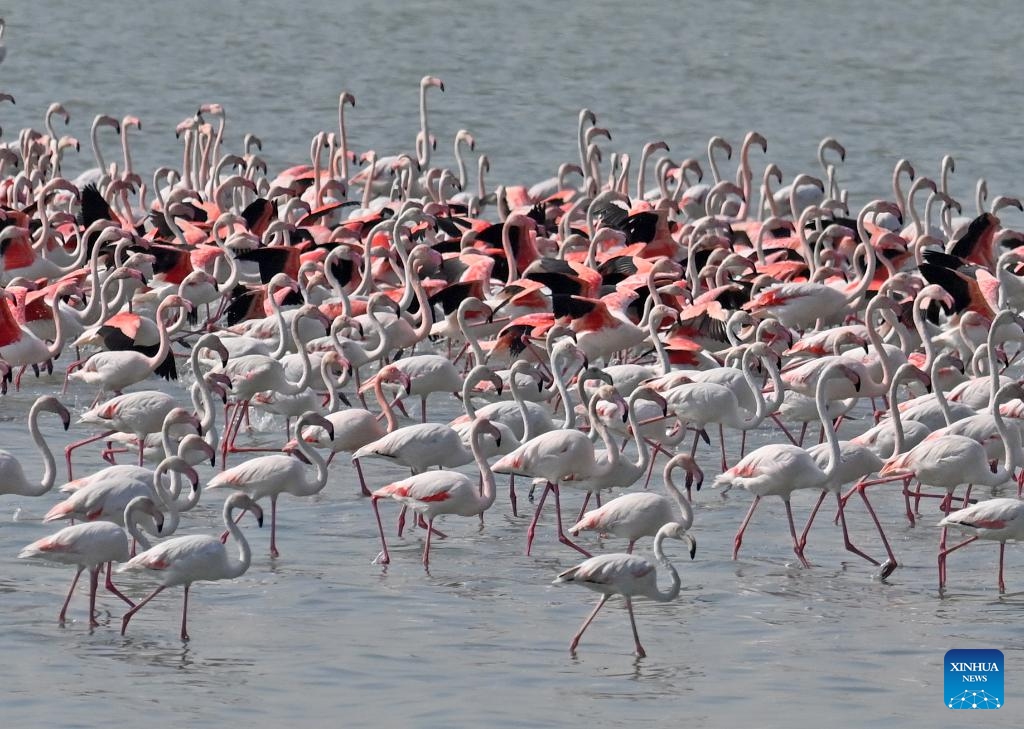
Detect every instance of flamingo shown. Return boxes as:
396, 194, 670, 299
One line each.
68, 295, 193, 405
0, 395, 70, 498
553, 521, 695, 657
19, 495, 165, 627
493, 385, 627, 557
713, 361, 861, 567
569, 453, 701, 552
118, 492, 264, 641
206, 411, 335, 557
938, 497, 1024, 593
65, 391, 201, 477
370, 419, 503, 570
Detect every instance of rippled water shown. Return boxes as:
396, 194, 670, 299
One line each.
3, 1, 1024, 726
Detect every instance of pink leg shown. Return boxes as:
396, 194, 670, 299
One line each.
417, 514, 447, 538
397, 506, 408, 537
137, 439, 145, 467
627, 539, 636, 553
65, 429, 117, 480
353, 458, 372, 497
87, 566, 100, 627
370, 497, 391, 565
552, 485, 592, 557
509, 474, 518, 518
105, 562, 135, 606
269, 495, 279, 558
797, 422, 808, 447
999, 542, 1007, 593
834, 492, 881, 566
798, 490, 828, 549
422, 517, 435, 570
785, 499, 812, 567
856, 487, 899, 577
59, 566, 84, 624
569, 594, 609, 654
575, 491, 592, 523
525, 481, 551, 556
120, 584, 166, 635
626, 597, 646, 658
938, 534, 978, 592
718, 424, 728, 472
181, 584, 191, 640
732, 496, 761, 560
420, 396, 427, 424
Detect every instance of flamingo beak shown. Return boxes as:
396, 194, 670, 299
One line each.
186, 466, 200, 492
686, 534, 697, 560
253, 505, 264, 528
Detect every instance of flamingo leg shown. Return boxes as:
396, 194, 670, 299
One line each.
999, 542, 1007, 593
420, 396, 428, 424
569, 594, 610, 654
59, 566, 84, 624
64, 429, 117, 480
353, 458, 372, 497
627, 539, 636, 554
798, 490, 829, 549
269, 495, 279, 558
718, 424, 728, 472
855, 487, 899, 577
105, 562, 135, 607
785, 499, 812, 567
769, 415, 800, 446
422, 517, 435, 571
552, 485, 592, 557
525, 481, 551, 556
732, 495, 761, 560
120, 584, 166, 635
397, 506, 408, 537
625, 597, 646, 658
508, 474, 518, 517
938, 535, 978, 592
417, 514, 447, 538
575, 491, 592, 524
88, 566, 101, 627
371, 497, 391, 565
181, 584, 191, 641
834, 492, 880, 566
797, 422, 808, 447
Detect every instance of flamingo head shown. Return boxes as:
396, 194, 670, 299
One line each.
593, 384, 628, 423
421, 75, 445, 93
377, 364, 412, 396
300, 412, 335, 441
916, 284, 955, 314
634, 385, 668, 418
179, 434, 216, 469
227, 493, 264, 528
669, 453, 704, 493
164, 407, 203, 438
37, 395, 71, 431
473, 418, 502, 448
161, 455, 200, 493
160, 294, 194, 315
660, 521, 697, 560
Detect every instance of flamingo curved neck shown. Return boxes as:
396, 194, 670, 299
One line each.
27, 401, 57, 496
268, 285, 292, 359
651, 529, 682, 602
815, 368, 844, 480
374, 377, 399, 433
222, 500, 253, 579
471, 426, 498, 512
457, 304, 486, 366
293, 415, 330, 496
664, 467, 694, 531
279, 315, 313, 394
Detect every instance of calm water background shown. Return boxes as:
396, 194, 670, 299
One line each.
2, 0, 1024, 726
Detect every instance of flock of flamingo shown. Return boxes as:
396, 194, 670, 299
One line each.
2, 75, 1024, 657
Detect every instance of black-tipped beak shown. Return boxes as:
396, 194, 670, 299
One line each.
688, 536, 697, 560
256, 513, 264, 528
338, 392, 352, 407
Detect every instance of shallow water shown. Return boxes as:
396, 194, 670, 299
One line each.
3, 0, 1024, 726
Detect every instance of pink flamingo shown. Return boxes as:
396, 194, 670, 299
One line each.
206, 411, 335, 558
570, 453, 700, 552
938, 497, 1024, 593
553, 521, 695, 657
19, 495, 165, 627
118, 492, 263, 641
370, 419, 503, 570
